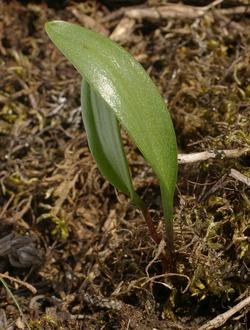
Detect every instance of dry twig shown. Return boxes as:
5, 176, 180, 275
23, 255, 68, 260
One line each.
124, 3, 250, 21
104, 2, 250, 49
230, 169, 250, 187
110, 17, 136, 42
198, 295, 250, 330
0, 272, 37, 294
178, 148, 249, 164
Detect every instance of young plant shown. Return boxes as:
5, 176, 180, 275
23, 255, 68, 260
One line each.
45, 21, 177, 266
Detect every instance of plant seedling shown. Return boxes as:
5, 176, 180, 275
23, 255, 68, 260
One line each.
45, 21, 178, 267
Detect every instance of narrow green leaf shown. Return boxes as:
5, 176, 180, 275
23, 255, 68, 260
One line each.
45, 21, 177, 221
81, 79, 140, 206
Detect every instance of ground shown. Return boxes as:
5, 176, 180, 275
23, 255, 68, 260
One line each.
0, 0, 249, 329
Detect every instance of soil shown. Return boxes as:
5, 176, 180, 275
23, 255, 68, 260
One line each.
0, 0, 249, 329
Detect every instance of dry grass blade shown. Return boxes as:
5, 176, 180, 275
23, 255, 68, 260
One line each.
0, 278, 31, 330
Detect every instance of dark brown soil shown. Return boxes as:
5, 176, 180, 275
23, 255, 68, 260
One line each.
0, 1, 249, 329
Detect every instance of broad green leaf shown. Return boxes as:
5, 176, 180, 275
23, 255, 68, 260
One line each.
81, 79, 140, 206
45, 21, 177, 221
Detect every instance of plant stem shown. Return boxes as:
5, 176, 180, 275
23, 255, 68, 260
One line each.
139, 201, 161, 245
165, 221, 175, 270
160, 186, 175, 270
139, 200, 173, 270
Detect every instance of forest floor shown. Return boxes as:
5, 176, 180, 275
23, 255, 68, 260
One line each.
0, 0, 249, 329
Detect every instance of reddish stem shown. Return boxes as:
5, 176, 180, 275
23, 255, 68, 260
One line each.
139, 201, 173, 270
140, 202, 161, 245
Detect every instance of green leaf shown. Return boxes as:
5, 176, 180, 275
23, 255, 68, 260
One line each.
45, 21, 177, 221
81, 79, 140, 206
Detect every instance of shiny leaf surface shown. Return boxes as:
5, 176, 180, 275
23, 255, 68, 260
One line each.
81, 80, 140, 205
45, 21, 177, 221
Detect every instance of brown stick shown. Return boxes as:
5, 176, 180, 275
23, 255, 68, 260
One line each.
124, 4, 250, 20
0, 272, 37, 294
198, 295, 250, 330
125, 4, 205, 20
102, 1, 249, 23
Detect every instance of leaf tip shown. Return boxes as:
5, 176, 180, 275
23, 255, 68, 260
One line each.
44, 20, 66, 36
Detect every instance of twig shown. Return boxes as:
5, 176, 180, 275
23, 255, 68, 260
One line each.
102, 1, 249, 23
102, 1, 249, 42
178, 147, 249, 164
230, 169, 250, 187
218, 6, 250, 16
198, 295, 250, 330
70, 8, 109, 36
103, 2, 249, 42
0, 194, 14, 219
124, 4, 250, 21
101, 7, 125, 23
198, 174, 228, 202
0, 272, 37, 294
110, 17, 136, 42
204, 0, 225, 11
125, 4, 206, 20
